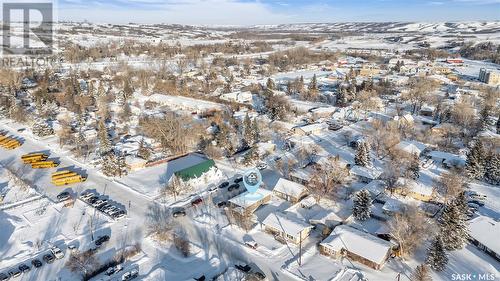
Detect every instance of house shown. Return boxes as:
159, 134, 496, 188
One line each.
427, 150, 466, 168
350, 165, 383, 183
362, 180, 385, 199
469, 216, 500, 262
395, 140, 427, 156
125, 155, 148, 171
273, 178, 308, 204
228, 189, 272, 215
394, 178, 435, 202
262, 212, 312, 245
320, 225, 393, 270
220, 91, 253, 104
292, 123, 328, 136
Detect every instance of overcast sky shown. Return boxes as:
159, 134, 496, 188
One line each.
55, 0, 500, 25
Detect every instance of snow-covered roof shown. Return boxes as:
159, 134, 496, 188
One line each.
396, 140, 426, 155
362, 180, 385, 197
321, 225, 392, 265
273, 178, 307, 198
350, 165, 383, 180
428, 150, 466, 164
294, 123, 328, 133
382, 198, 405, 213
262, 212, 312, 237
228, 189, 272, 209
469, 216, 500, 255
397, 178, 433, 196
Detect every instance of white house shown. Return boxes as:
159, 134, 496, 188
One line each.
469, 216, 500, 262
273, 178, 309, 203
320, 225, 393, 270
220, 91, 253, 104
262, 212, 312, 245
395, 140, 427, 156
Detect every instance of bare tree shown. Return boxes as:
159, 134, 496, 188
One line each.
307, 156, 349, 203
388, 205, 434, 258
66, 250, 100, 276
434, 169, 468, 203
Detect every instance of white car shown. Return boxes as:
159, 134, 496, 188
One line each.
51, 247, 65, 259
256, 163, 267, 170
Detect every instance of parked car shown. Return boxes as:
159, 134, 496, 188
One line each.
468, 199, 485, 207
93, 199, 108, 208
7, 268, 21, 278
57, 191, 71, 202
194, 275, 205, 281
104, 206, 118, 214
95, 235, 110, 247
217, 201, 227, 208
233, 177, 243, 183
228, 184, 240, 192
244, 241, 258, 249
106, 264, 123, 276
208, 185, 217, 192
218, 182, 229, 189
256, 162, 267, 170
43, 253, 55, 264
80, 192, 94, 200
31, 259, 43, 268
98, 203, 111, 211
87, 196, 99, 204
172, 208, 186, 218
112, 210, 126, 220
122, 269, 138, 280
51, 247, 65, 259
18, 264, 30, 273
235, 264, 251, 273
191, 198, 203, 206
0, 273, 9, 281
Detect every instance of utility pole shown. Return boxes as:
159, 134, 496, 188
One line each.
298, 233, 302, 266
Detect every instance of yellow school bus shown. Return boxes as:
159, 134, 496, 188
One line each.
51, 170, 78, 180
22, 153, 49, 164
31, 161, 59, 169
51, 175, 87, 186
2, 140, 21, 149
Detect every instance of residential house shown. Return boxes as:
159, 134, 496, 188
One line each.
273, 178, 309, 204
394, 178, 435, 202
262, 212, 312, 245
292, 123, 328, 136
427, 150, 466, 168
395, 140, 427, 157
320, 225, 393, 270
125, 155, 148, 171
228, 189, 272, 215
350, 165, 383, 183
469, 216, 500, 262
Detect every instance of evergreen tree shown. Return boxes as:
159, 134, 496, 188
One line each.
298, 76, 304, 92
426, 236, 448, 271
101, 150, 128, 177
97, 119, 112, 156
266, 78, 275, 90
439, 200, 469, 250
251, 119, 260, 144
406, 152, 421, 180
465, 140, 486, 180
32, 119, 54, 137
354, 142, 370, 167
496, 115, 500, 134
309, 74, 318, 92
479, 106, 490, 130
243, 113, 253, 145
412, 264, 433, 281
137, 138, 151, 160
352, 189, 372, 220
485, 153, 500, 185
